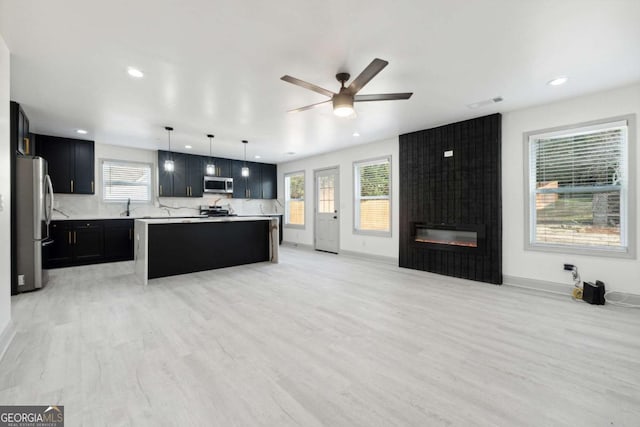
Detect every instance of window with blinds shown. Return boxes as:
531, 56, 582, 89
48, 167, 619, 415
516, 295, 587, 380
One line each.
284, 171, 305, 227
102, 160, 153, 202
354, 157, 391, 235
527, 118, 631, 255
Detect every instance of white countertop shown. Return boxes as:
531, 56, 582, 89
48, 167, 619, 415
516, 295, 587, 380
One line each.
52, 215, 207, 221
135, 216, 273, 225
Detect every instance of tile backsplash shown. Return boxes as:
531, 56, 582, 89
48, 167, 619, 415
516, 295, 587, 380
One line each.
53, 193, 281, 219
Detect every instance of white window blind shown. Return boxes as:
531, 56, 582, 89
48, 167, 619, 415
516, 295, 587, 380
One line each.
102, 160, 152, 202
354, 157, 391, 234
284, 172, 305, 226
528, 119, 629, 253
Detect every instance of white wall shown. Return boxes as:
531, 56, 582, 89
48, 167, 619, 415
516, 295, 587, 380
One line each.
53, 142, 279, 218
502, 84, 640, 295
278, 137, 399, 260
0, 35, 12, 352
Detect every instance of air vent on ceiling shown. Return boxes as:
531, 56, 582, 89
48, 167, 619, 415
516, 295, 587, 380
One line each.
466, 96, 503, 109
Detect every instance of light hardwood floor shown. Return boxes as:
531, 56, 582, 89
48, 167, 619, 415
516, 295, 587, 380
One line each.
1, 246, 639, 426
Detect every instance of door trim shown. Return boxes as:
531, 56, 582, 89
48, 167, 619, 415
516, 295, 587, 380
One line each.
313, 166, 340, 253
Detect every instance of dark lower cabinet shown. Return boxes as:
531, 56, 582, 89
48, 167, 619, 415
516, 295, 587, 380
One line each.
104, 221, 134, 261
44, 219, 133, 268
73, 223, 104, 263
46, 222, 74, 266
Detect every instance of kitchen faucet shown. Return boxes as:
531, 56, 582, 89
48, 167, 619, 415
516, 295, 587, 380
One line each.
126, 198, 131, 217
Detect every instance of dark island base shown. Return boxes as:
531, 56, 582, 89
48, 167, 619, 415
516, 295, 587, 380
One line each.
148, 220, 270, 279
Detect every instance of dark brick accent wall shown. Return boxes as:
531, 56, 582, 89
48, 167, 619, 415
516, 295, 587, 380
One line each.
399, 113, 502, 284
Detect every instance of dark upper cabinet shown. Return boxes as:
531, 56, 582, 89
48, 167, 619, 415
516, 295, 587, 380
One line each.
171, 152, 188, 197
205, 156, 230, 178
261, 163, 277, 199
73, 141, 95, 194
36, 135, 73, 193
157, 151, 204, 197
158, 150, 174, 197
247, 161, 262, 199
11, 101, 31, 156
35, 134, 95, 194
231, 160, 248, 198
159, 151, 273, 199
187, 154, 204, 197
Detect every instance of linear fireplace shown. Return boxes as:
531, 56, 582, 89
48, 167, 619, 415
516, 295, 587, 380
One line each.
412, 223, 485, 252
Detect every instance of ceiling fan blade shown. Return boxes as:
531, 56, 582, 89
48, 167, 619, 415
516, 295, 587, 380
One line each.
354, 93, 413, 102
280, 75, 335, 98
287, 100, 331, 113
347, 58, 389, 94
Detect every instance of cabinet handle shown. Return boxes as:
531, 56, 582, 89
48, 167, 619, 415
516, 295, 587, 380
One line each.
129, 229, 132, 240
24, 137, 30, 154
73, 231, 76, 244
159, 185, 162, 196
68, 231, 71, 245
71, 180, 74, 193
91, 181, 94, 193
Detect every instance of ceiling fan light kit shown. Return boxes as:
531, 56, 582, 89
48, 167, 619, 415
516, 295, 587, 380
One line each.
281, 58, 413, 117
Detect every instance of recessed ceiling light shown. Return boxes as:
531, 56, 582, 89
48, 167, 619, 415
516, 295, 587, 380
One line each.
353, 132, 360, 137
254, 155, 261, 159
127, 67, 144, 78
547, 76, 568, 86
76, 129, 88, 135
184, 145, 192, 149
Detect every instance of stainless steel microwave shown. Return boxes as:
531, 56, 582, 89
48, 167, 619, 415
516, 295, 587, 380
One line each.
204, 176, 233, 194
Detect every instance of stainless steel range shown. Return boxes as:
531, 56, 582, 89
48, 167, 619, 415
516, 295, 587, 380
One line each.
199, 205, 236, 217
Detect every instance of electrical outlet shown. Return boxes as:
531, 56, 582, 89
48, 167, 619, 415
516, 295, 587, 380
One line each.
18, 275, 25, 286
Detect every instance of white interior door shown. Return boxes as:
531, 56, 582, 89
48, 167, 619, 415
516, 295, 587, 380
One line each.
315, 168, 339, 253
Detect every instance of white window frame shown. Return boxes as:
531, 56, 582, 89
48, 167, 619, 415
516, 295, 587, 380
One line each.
101, 158, 154, 204
284, 170, 305, 229
523, 115, 636, 258
353, 156, 392, 237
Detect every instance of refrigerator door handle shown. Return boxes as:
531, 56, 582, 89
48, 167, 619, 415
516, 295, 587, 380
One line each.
44, 174, 54, 225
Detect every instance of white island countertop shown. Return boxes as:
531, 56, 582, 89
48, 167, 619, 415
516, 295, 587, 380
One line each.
135, 216, 272, 225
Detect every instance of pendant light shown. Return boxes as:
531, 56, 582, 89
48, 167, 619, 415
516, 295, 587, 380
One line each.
205, 134, 215, 175
241, 140, 249, 177
164, 126, 174, 172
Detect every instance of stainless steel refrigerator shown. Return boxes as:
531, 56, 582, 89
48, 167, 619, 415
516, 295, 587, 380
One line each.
16, 156, 54, 292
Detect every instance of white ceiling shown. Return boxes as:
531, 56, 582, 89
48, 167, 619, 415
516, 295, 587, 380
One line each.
1, 0, 639, 163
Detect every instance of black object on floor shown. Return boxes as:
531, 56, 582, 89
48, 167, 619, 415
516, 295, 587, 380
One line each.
583, 280, 606, 305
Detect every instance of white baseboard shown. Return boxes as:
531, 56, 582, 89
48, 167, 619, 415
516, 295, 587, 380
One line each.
339, 249, 398, 266
281, 241, 314, 251
503, 275, 573, 296
0, 320, 16, 363
282, 241, 398, 265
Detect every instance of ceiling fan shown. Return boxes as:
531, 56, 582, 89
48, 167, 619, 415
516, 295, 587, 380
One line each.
281, 58, 413, 117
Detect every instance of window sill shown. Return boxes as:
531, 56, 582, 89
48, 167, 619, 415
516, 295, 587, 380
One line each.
353, 229, 392, 238
284, 224, 305, 230
526, 242, 635, 259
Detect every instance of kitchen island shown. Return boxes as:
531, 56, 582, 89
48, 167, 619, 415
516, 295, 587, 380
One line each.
134, 216, 278, 285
